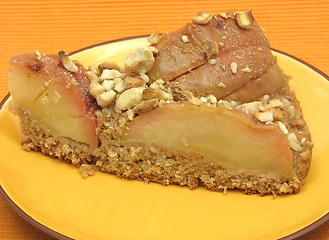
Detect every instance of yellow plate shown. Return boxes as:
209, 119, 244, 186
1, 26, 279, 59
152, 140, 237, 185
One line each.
1, 37, 329, 240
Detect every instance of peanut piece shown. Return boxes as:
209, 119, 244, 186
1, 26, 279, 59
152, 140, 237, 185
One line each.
115, 87, 145, 110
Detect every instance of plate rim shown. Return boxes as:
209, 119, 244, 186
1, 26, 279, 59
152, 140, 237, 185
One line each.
1, 35, 329, 240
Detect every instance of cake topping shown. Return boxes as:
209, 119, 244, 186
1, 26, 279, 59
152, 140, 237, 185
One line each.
98, 61, 122, 73
230, 62, 238, 74
125, 46, 155, 74
235, 11, 254, 29
181, 35, 190, 43
193, 12, 212, 24
115, 87, 145, 110
147, 31, 160, 45
202, 40, 219, 59
58, 50, 78, 73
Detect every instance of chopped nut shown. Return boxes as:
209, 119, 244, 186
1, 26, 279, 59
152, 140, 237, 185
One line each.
230, 62, 238, 74
255, 111, 273, 122
207, 95, 217, 104
124, 76, 146, 89
299, 150, 312, 160
127, 109, 134, 120
193, 12, 212, 24
133, 99, 158, 114
277, 121, 288, 134
202, 40, 219, 59
217, 82, 226, 88
190, 97, 202, 106
58, 50, 78, 73
140, 73, 149, 83
86, 71, 99, 83
170, 85, 194, 101
287, 133, 303, 152
88, 64, 101, 76
115, 87, 145, 110
218, 100, 232, 109
240, 101, 261, 113
98, 61, 122, 73
287, 105, 296, 118
96, 90, 116, 108
235, 11, 254, 30
181, 35, 190, 43
89, 81, 106, 97
114, 78, 126, 93
100, 69, 123, 81
102, 80, 115, 91
219, 13, 228, 19
142, 88, 173, 101
268, 99, 283, 108
147, 31, 160, 45
125, 46, 155, 74
218, 42, 224, 47
148, 46, 159, 54
208, 59, 217, 65
34, 50, 41, 60
241, 66, 252, 73
261, 95, 270, 103
200, 97, 208, 103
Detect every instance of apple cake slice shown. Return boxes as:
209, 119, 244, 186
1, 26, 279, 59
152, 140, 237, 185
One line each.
7, 11, 312, 195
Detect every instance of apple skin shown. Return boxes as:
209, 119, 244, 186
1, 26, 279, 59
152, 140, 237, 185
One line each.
9, 53, 99, 147
123, 103, 293, 177
148, 14, 269, 83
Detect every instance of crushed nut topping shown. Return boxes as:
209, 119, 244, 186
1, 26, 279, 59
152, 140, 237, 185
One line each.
287, 133, 303, 152
115, 87, 145, 111
142, 88, 173, 101
34, 50, 42, 60
181, 35, 190, 43
202, 40, 219, 59
89, 81, 106, 98
96, 90, 116, 108
133, 99, 158, 115
235, 11, 254, 30
193, 12, 212, 24
125, 46, 155, 74
100, 69, 123, 81
147, 31, 160, 45
208, 59, 217, 65
230, 62, 238, 74
58, 50, 78, 73
255, 110, 274, 123
277, 121, 289, 134
217, 82, 226, 88
98, 61, 122, 73
219, 13, 228, 19
241, 66, 252, 73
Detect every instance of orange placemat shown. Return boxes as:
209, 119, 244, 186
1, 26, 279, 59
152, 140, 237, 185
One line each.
0, 0, 329, 239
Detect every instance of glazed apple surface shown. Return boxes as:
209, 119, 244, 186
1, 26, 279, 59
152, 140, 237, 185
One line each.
124, 103, 293, 177
9, 53, 98, 147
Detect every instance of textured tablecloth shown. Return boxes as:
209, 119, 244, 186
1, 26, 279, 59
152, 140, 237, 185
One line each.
0, 0, 328, 239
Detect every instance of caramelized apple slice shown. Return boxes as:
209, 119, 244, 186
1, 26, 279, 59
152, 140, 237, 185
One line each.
124, 104, 293, 177
9, 53, 98, 147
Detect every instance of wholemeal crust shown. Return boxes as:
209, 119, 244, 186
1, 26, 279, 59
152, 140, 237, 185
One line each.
7, 84, 312, 196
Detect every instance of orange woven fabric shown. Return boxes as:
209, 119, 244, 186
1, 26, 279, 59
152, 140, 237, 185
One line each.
0, 0, 328, 239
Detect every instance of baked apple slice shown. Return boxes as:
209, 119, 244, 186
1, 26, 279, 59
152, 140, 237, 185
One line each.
8, 52, 98, 147
123, 103, 293, 177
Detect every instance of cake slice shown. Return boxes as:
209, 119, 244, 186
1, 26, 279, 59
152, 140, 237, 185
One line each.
7, 11, 313, 195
